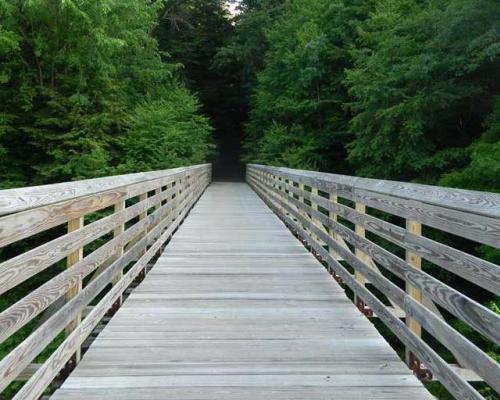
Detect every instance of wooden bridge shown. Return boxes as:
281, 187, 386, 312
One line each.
0, 164, 499, 400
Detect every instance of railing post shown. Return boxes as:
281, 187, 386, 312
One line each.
138, 193, 148, 280
354, 202, 372, 316
311, 188, 322, 244
328, 194, 343, 281
328, 194, 341, 259
65, 216, 84, 363
111, 200, 125, 309
405, 219, 430, 379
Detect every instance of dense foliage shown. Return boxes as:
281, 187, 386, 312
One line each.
0, 0, 212, 188
237, 0, 500, 192
230, 2, 499, 398
156, 0, 245, 178
0, 1, 499, 398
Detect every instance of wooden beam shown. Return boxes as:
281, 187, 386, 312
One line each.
405, 219, 422, 365
65, 216, 84, 362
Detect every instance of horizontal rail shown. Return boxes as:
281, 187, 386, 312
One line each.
0, 164, 211, 399
247, 164, 500, 400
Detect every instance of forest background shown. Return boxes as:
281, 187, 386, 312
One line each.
0, 1, 499, 399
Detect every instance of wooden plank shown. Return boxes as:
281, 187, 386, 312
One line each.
0, 168, 206, 249
0, 164, 209, 215
248, 165, 500, 248
0, 186, 176, 295
6, 176, 210, 399
256, 177, 500, 345
51, 182, 432, 400
65, 216, 84, 362
50, 387, 435, 400
249, 176, 486, 400
0, 193, 187, 344
405, 220, 422, 365
248, 164, 500, 219
285, 182, 500, 296
250, 176, 500, 395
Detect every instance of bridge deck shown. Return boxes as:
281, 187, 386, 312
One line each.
52, 182, 432, 399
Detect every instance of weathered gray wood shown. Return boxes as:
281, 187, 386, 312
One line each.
0, 190, 188, 343
0, 164, 210, 215
248, 169, 499, 400
248, 164, 500, 219
0, 183, 202, 393
0, 165, 211, 398
249, 176, 484, 400
250, 172, 500, 345
51, 182, 432, 400
0, 186, 177, 295
275, 177, 500, 295
7, 176, 209, 400
0, 167, 207, 249
50, 387, 435, 400
248, 165, 500, 248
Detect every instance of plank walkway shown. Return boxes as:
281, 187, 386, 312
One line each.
51, 182, 433, 400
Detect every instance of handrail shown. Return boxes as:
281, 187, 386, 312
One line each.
0, 164, 211, 399
247, 163, 500, 400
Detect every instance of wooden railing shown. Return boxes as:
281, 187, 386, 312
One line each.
0, 164, 211, 399
247, 164, 500, 400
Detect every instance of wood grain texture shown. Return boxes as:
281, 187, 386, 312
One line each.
248, 167, 500, 399
249, 174, 487, 400
0, 165, 211, 398
13, 178, 209, 400
248, 165, 500, 248
268, 177, 500, 295
0, 164, 210, 215
248, 164, 500, 219
249, 170, 500, 345
50, 182, 432, 400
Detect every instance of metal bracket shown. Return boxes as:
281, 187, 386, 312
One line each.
356, 298, 373, 317
58, 353, 77, 381
409, 353, 433, 380
332, 271, 344, 285
106, 297, 121, 317
135, 268, 146, 284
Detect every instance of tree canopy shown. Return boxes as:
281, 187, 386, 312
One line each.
0, 0, 212, 188
234, 0, 499, 192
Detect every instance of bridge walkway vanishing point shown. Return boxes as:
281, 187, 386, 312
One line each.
51, 182, 432, 399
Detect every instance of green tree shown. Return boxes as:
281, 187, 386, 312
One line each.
117, 86, 213, 173
243, 0, 373, 172
345, 0, 500, 182
156, 0, 240, 178
0, 0, 212, 187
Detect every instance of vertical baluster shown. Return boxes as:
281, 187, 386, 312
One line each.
406, 220, 423, 366
311, 187, 321, 244
111, 200, 125, 307
354, 203, 372, 316
177, 177, 183, 216
328, 194, 342, 279
155, 187, 161, 210
299, 183, 306, 230
137, 193, 148, 280
65, 216, 84, 362
328, 194, 341, 259
278, 176, 285, 213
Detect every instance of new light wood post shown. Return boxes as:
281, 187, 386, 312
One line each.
406, 219, 422, 364
311, 188, 321, 243
328, 193, 342, 262
354, 203, 370, 314
65, 216, 84, 362
111, 200, 125, 304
